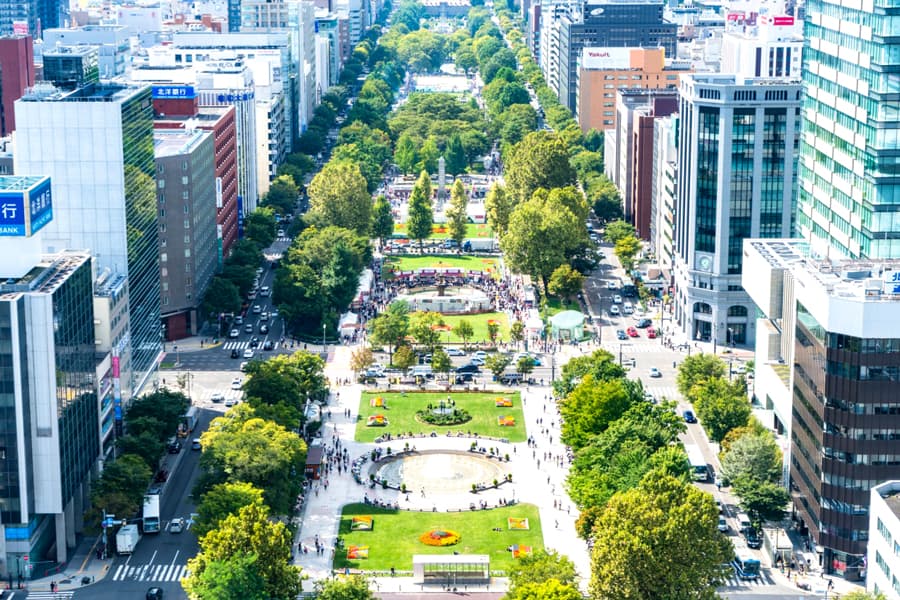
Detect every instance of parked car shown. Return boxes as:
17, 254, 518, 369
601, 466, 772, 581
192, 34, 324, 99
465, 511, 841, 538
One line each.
166, 438, 182, 454
683, 410, 697, 424
456, 363, 481, 374
470, 357, 485, 366
613, 294, 623, 304
717, 516, 728, 532
473, 351, 487, 360
610, 305, 621, 316
446, 348, 465, 356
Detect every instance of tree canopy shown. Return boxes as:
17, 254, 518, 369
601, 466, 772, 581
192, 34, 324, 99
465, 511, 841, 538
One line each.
407, 171, 434, 250
504, 131, 577, 204
306, 161, 373, 235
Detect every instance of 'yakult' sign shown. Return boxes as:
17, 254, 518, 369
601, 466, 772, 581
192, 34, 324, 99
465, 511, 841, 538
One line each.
581, 47, 633, 70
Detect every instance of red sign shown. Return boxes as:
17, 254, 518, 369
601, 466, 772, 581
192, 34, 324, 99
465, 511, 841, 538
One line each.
12, 21, 27, 35
767, 15, 795, 26
726, 11, 745, 21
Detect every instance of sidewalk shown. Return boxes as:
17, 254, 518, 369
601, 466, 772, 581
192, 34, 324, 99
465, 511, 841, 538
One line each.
24, 535, 112, 593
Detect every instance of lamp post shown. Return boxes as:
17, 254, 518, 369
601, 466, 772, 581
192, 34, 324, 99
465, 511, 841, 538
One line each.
322, 323, 327, 351
174, 344, 179, 366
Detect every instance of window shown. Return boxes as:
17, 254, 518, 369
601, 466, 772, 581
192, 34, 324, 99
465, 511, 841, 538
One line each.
184, 219, 190, 229
158, 179, 165, 189
160, 253, 167, 263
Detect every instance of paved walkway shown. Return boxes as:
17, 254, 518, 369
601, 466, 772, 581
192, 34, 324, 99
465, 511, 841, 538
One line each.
294, 345, 590, 593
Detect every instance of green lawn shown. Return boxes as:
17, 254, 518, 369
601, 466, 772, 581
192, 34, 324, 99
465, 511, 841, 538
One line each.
335, 503, 543, 573
393, 223, 493, 239
545, 297, 580, 317
356, 391, 526, 443
440, 312, 509, 344
384, 254, 499, 275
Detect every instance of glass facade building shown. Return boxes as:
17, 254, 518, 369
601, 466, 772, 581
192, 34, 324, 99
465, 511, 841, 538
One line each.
15, 83, 161, 395
796, 0, 900, 259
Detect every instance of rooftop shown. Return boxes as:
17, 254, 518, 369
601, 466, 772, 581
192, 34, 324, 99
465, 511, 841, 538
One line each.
44, 44, 98, 57
154, 129, 210, 158
0, 251, 91, 296
0, 175, 48, 192
876, 481, 900, 521
20, 82, 147, 103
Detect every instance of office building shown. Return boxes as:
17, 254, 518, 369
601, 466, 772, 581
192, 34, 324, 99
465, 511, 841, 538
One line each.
154, 130, 217, 341
556, 0, 677, 111
743, 240, 900, 581
795, 0, 900, 259
650, 114, 678, 278
15, 83, 161, 396
868, 481, 900, 598
604, 87, 677, 240
575, 47, 688, 131
42, 26, 130, 80
0, 0, 62, 37
671, 73, 801, 347
154, 99, 240, 264
0, 35, 34, 136
42, 45, 99, 91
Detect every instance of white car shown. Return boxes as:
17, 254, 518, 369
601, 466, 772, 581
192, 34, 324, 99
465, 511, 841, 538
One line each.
252, 304, 262, 314
211, 393, 225, 403
613, 295, 623, 304
169, 518, 185, 533
225, 398, 238, 407
260, 312, 269, 321
229, 328, 239, 338
243, 348, 255, 359
470, 357, 485, 366
607, 280, 617, 290
446, 348, 465, 356
473, 351, 487, 360
648, 367, 662, 378
240, 361, 249, 372
610, 305, 621, 316
231, 377, 242, 390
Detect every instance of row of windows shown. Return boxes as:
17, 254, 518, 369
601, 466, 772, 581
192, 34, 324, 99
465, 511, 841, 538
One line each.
824, 448, 900, 465
828, 334, 900, 354
822, 498, 868, 516
879, 518, 893, 544
827, 363, 900, 382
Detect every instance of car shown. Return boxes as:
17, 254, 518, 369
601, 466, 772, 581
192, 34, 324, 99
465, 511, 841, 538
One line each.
230, 348, 240, 358
635, 318, 652, 328
260, 286, 270, 297
211, 393, 225, 403
263, 340, 274, 351
240, 361, 248, 372
606, 280, 617, 290
648, 367, 662, 378
500, 373, 524, 385
456, 363, 481, 374
733, 364, 747, 374
169, 518, 185, 534
249, 336, 260, 348
247, 291, 257, 300
146, 587, 164, 600
260, 311, 269, 321
191, 438, 202, 451
259, 324, 269, 334
455, 373, 475, 384
613, 294, 622, 304
231, 377, 242, 390
616, 329, 628, 340
229, 328, 239, 338
234, 315, 243, 325
717, 516, 728, 532
446, 348, 465, 356
647, 327, 657, 339
513, 352, 542, 366
277, 229, 285, 237
470, 357, 485, 366
166, 438, 182, 454
683, 410, 697, 424
627, 326, 639, 337
473, 351, 487, 360
364, 367, 383, 378
252, 304, 262, 314
744, 528, 763, 549
271, 308, 279, 318
610, 305, 621, 316
244, 323, 253, 333
225, 398, 238, 407
243, 348, 255, 359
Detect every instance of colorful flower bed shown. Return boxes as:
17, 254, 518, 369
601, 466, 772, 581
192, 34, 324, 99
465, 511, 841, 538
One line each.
370, 397, 386, 408
511, 544, 532, 558
347, 545, 369, 559
367, 415, 389, 427
508, 517, 530, 530
498, 415, 516, 427
351, 516, 373, 531
495, 397, 513, 407
416, 407, 472, 426
419, 529, 461, 547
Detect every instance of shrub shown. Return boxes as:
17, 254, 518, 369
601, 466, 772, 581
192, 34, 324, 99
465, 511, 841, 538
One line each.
419, 529, 461, 546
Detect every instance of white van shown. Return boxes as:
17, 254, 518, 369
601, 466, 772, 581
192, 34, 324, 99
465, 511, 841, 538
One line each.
260, 286, 271, 297
737, 512, 752, 533
408, 365, 433, 378
623, 301, 634, 315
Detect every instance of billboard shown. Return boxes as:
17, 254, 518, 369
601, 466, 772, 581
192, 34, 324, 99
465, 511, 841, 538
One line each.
152, 85, 196, 99
581, 47, 632, 70
0, 176, 53, 237
760, 15, 795, 26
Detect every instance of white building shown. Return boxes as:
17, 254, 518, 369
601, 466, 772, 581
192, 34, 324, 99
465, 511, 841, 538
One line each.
869, 481, 900, 599
41, 25, 131, 79
651, 114, 678, 277
315, 34, 331, 100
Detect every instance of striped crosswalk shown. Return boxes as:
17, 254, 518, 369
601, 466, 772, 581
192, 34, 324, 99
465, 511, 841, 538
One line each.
643, 386, 681, 402
720, 568, 777, 588
111, 562, 188, 583
600, 342, 668, 354
26, 592, 75, 600
222, 340, 281, 350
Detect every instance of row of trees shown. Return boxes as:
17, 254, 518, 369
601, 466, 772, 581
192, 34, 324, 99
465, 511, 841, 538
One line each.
677, 354, 791, 527
548, 350, 734, 598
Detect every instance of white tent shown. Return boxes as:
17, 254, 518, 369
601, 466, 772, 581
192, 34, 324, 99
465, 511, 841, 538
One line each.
339, 312, 360, 332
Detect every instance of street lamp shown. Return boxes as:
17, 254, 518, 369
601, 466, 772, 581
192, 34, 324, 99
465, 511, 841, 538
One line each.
322, 323, 327, 351
174, 344, 179, 366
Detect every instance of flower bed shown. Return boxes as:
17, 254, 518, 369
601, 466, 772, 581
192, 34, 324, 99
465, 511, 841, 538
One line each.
351, 516, 373, 531
367, 415, 389, 427
419, 529, 461, 547
507, 517, 529, 530
495, 397, 513, 407
347, 545, 369, 559
416, 407, 472, 426
497, 416, 516, 427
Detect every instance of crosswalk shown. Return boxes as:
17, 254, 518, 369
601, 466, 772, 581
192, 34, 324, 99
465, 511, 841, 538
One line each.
26, 592, 75, 600
222, 340, 281, 350
111, 562, 188, 583
600, 342, 668, 354
643, 386, 681, 402
720, 569, 777, 588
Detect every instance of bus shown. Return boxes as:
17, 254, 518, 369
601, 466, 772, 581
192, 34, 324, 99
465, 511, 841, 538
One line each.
732, 554, 761, 580
178, 407, 199, 438
685, 443, 710, 482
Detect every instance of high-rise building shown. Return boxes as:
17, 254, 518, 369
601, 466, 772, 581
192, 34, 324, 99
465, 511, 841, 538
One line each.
0, 35, 34, 136
650, 114, 678, 276
0, 0, 62, 37
14, 83, 162, 396
556, 0, 677, 111
154, 129, 218, 340
743, 240, 900, 581
42, 26, 131, 80
671, 73, 801, 347
795, 0, 900, 259
42, 45, 99, 91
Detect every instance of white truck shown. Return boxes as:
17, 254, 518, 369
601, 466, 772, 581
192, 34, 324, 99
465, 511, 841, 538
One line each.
462, 239, 498, 253
116, 524, 141, 555
143, 493, 161, 534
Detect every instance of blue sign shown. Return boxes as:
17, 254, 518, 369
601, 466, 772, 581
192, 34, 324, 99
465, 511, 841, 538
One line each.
0, 176, 53, 237
152, 85, 196, 99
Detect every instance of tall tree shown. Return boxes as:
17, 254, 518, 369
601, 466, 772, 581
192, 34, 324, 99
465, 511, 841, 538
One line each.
183, 503, 301, 600
446, 179, 469, 248
407, 171, 434, 251
431, 348, 453, 381
485, 183, 513, 239
444, 133, 467, 175
306, 161, 372, 235
604, 219, 637, 244
261, 174, 299, 215
194, 482, 265, 539
184, 553, 267, 600
589, 475, 732, 600
455, 319, 474, 349
242, 351, 328, 410
614, 234, 642, 272
505, 131, 577, 204
371, 196, 395, 249
394, 133, 418, 175
244, 207, 277, 248
559, 375, 639, 450
677, 354, 727, 398
201, 277, 241, 322
691, 377, 751, 442
510, 321, 525, 349
547, 264, 585, 304
720, 432, 783, 488
417, 137, 440, 174
315, 575, 377, 600
409, 311, 444, 353
368, 300, 411, 362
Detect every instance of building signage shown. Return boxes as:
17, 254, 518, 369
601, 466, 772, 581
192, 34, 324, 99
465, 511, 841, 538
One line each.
12, 21, 28, 35
582, 47, 632, 70
761, 15, 795, 26
152, 85, 196, 99
0, 176, 53, 237
884, 270, 900, 294
727, 11, 746, 21
215, 177, 223, 208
